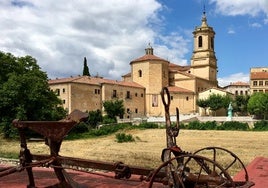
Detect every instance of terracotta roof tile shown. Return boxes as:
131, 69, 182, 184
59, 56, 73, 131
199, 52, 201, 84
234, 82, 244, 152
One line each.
131, 54, 169, 63
169, 63, 190, 72
230, 81, 249, 86
167, 86, 193, 93
48, 76, 145, 89
250, 72, 268, 79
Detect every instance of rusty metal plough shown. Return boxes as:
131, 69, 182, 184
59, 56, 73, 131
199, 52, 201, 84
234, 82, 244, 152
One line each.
0, 87, 254, 188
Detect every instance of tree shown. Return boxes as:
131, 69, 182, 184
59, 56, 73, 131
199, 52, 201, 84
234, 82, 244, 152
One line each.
0, 51, 67, 138
87, 109, 102, 128
82, 57, 90, 76
207, 94, 224, 116
248, 92, 268, 120
233, 95, 249, 115
196, 98, 209, 116
103, 99, 125, 120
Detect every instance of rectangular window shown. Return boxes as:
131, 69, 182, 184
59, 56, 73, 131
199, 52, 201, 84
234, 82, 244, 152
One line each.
265, 81, 268, 86
95, 89, 100, 94
152, 95, 158, 107
170, 96, 173, 100
112, 90, 117, 98
62, 88, 65, 93
135, 108, 138, 113
126, 91, 131, 99
259, 81, 263, 86
253, 81, 257, 86
141, 93, 144, 97
55, 89, 60, 96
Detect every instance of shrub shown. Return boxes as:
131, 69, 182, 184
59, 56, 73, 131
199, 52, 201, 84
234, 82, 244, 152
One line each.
252, 120, 268, 131
115, 133, 135, 143
102, 115, 117, 124
89, 123, 131, 137
69, 122, 89, 134
217, 121, 249, 131
188, 121, 216, 130
138, 122, 158, 129
203, 121, 218, 130
188, 121, 201, 130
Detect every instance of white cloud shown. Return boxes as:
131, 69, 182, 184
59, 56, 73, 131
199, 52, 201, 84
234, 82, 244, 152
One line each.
250, 22, 262, 28
209, 0, 268, 17
0, 0, 190, 80
227, 27, 236, 34
218, 72, 249, 87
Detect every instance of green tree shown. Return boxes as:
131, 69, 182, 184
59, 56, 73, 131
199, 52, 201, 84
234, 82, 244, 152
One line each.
196, 98, 209, 116
87, 109, 103, 128
233, 95, 249, 115
207, 94, 224, 116
82, 57, 90, 76
248, 92, 268, 120
0, 52, 67, 138
103, 99, 125, 120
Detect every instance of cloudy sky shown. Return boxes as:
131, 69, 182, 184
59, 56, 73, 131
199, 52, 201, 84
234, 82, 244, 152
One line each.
0, 0, 267, 86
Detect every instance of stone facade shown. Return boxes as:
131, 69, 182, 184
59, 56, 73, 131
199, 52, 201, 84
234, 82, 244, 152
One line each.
250, 67, 268, 93
49, 76, 145, 118
198, 88, 234, 116
223, 81, 250, 96
49, 12, 220, 117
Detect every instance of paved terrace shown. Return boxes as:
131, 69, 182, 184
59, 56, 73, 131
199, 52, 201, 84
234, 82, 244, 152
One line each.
0, 157, 267, 187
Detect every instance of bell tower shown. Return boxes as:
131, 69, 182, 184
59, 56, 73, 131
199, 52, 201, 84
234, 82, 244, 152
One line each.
190, 11, 218, 85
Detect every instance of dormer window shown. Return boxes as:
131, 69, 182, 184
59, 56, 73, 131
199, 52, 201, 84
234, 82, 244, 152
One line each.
198, 36, 202, 47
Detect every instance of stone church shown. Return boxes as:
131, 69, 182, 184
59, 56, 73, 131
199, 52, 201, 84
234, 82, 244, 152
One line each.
49, 12, 218, 118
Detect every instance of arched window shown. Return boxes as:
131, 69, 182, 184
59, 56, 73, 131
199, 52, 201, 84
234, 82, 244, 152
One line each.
198, 36, 202, 47
138, 70, 142, 77
211, 37, 214, 49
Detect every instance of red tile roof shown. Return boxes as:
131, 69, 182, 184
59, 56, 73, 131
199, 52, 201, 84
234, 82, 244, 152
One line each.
167, 86, 193, 93
169, 63, 190, 72
251, 72, 268, 79
48, 76, 145, 89
230, 81, 249, 86
131, 54, 169, 63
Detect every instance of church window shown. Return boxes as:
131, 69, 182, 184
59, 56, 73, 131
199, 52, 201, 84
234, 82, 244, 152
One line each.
198, 36, 202, 47
211, 37, 214, 49
138, 70, 142, 77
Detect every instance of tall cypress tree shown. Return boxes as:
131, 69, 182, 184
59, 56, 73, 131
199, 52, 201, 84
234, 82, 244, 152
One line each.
83, 57, 90, 76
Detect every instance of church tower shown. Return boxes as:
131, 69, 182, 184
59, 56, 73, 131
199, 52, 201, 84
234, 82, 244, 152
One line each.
190, 12, 218, 86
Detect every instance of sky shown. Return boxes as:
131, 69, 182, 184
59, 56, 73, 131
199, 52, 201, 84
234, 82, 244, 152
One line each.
0, 0, 267, 87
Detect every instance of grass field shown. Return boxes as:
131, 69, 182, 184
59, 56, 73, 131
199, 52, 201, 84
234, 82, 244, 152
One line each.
1, 129, 267, 176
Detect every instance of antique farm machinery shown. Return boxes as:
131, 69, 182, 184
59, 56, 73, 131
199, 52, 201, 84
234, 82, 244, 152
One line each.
0, 87, 254, 187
